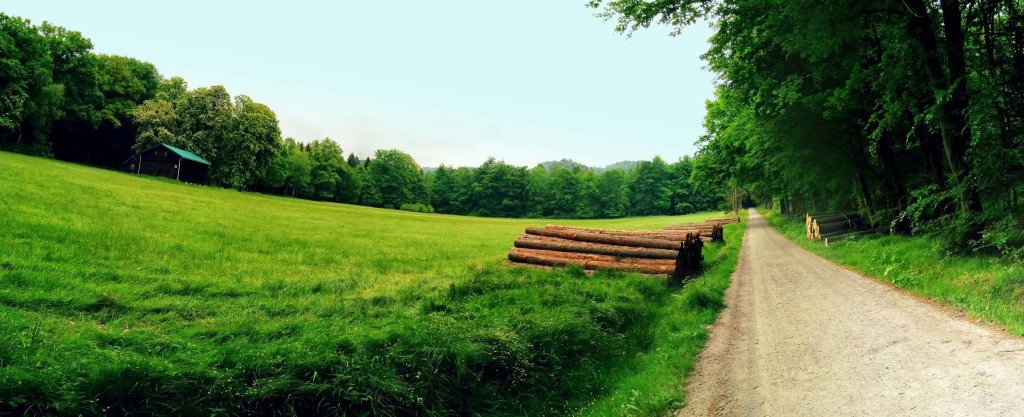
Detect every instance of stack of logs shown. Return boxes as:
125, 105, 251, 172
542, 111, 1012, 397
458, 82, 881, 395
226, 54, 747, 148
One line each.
506, 216, 739, 280
664, 216, 740, 242
805, 212, 867, 243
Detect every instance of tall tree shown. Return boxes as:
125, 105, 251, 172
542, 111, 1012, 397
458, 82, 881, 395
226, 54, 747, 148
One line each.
472, 158, 528, 217
594, 169, 629, 218
282, 138, 312, 197
430, 165, 460, 214
306, 138, 348, 201
368, 149, 424, 209
526, 165, 553, 218
0, 14, 62, 154
178, 85, 232, 174
627, 156, 671, 216
216, 95, 282, 189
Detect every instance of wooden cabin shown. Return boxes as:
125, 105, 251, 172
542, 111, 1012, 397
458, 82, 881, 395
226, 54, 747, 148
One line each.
123, 143, 210, 184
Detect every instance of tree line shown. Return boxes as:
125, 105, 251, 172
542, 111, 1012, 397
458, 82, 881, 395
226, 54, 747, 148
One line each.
593, 0, 1024, 249
0, 13, 723, 219
257, 145, 722, 218
429, 156, 720, 218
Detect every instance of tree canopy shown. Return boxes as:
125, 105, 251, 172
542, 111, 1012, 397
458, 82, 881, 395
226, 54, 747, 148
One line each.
592, 0, 1024, 248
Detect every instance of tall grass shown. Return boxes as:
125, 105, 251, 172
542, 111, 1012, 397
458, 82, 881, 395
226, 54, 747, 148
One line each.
762, 209, 1024, 336
577, 210, 745, 416
0, 151, 743, 416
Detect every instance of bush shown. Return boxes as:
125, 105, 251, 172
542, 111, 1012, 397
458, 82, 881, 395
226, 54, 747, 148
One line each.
399, 203, 434, 213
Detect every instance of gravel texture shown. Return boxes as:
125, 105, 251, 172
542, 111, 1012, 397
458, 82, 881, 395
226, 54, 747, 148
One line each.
678, 209, 1024, 417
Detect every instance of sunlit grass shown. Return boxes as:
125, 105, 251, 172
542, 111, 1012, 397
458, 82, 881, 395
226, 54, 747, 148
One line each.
0, 151, 742, 416
577, 210, 746, 416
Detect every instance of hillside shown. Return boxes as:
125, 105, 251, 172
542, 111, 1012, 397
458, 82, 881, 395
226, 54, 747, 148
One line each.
424, 159, 645, 174
539, 158, 644, 173
0, 151, 743, 416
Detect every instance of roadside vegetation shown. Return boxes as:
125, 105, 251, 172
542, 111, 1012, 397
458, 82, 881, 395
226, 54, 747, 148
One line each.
0, 152, 743, 416
763, 209, 1024, 337
579, 210, 745, 416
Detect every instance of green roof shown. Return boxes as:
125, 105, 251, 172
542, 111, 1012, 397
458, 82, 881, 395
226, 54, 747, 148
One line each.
150, 144, 210, 165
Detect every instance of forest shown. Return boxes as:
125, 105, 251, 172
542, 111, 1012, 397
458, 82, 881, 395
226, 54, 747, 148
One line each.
0, 13, 722, 219
592, 0, 1024, 251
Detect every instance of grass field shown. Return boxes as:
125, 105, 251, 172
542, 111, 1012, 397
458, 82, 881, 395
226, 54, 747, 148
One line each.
0, 151, 744, 416
762, 209, 1024, 337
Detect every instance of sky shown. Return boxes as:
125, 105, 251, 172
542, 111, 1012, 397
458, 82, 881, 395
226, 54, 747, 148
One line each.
4, 1, 717, 168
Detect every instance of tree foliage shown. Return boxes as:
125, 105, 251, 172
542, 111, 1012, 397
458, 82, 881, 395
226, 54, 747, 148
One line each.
592, 0, 1024, 248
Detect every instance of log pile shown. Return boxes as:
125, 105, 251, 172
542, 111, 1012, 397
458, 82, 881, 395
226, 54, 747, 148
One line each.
662, 216, 738, 242
507, 225, 705, 280
805, 212, 866, 240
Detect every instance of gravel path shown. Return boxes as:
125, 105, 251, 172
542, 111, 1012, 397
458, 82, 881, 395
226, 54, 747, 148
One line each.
677, 208, 1024, 417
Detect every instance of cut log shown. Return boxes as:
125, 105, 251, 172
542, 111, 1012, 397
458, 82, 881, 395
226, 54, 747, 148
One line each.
508, 248, 675, 275
543, 225, 715, 242
650, 230, 716, 239
811, 213, 861, 224
820, 230, 854, 239
662, 226, 723, 242
673, 232, 705, 279
662, 226, 716, 234
806, 212, 836, 223
806, 214, 820, 238
628, 233, 713, 242
525, 227, 680, 250
816, 217, 864, 228
824, 229, 877, 246
548, 225, 659, 235
546, 225, 710, 237
508, 248, 675, 265
514, 234, 679, 259
812, 217, 865, 239
664, 224, 717, 231
816, 220, 856, 236
807, 212, 864, 239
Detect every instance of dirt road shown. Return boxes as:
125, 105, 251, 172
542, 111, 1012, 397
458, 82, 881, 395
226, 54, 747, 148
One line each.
678, 209, 1024, 417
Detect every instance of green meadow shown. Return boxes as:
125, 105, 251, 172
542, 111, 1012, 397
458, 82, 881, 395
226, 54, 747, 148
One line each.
0, 151, 743, 416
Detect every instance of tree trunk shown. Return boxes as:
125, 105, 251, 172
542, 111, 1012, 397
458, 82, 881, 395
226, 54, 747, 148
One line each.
508, 248, 675, 275
508, 248, 675, 265
543, 225, 715, 241
905, 0, 984, 227
524, 227, 680, 250
514, 234, 679, 259
811, 213, 861, 223
816, 220, 856, 237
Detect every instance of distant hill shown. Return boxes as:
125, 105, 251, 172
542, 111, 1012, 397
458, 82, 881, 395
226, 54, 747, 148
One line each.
539, 158, 590, 172
540, 159, 644, 173
424, 159, 644, 174
595, 160, 642, 173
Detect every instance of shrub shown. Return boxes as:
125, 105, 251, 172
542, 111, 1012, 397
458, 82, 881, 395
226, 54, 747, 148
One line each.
399, 203, 434, 213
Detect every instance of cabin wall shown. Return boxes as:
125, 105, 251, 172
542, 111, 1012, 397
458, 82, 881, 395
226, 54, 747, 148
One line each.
178, 160, 209, 184
129, 146, 209, 184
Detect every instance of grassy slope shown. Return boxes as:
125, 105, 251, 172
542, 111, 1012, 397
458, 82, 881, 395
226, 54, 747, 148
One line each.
0, 151, 744, 416
577, 209, 745, 417
761, 209, 1024, 337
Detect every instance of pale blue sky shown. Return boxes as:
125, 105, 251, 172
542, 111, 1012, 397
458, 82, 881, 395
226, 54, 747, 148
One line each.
5, 1, 715, 167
